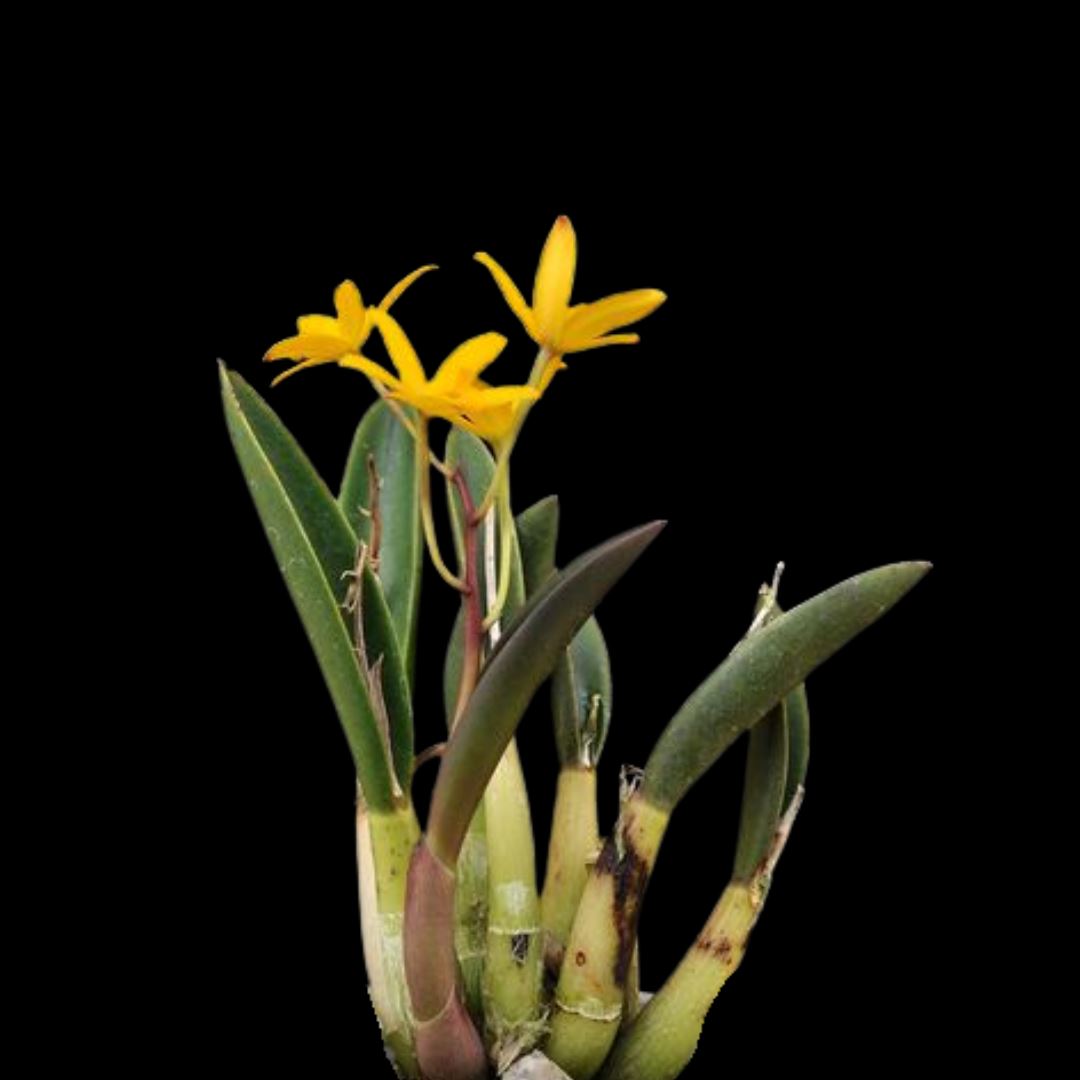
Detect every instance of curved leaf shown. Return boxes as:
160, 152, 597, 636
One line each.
643, 561, 931, 812
784, 683, 810, 810
732, 701, 789, 882
221, 365, 411, 807
428, 521, 665, 866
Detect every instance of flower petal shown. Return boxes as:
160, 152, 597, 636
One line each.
560, 289, 666, 351
429, 332, 508, 394
264, 333, 353, 362
572, 333, 642, 351
269, 356, 337, 387
532, 216, 576, 340
378, 264, 438, 311
296, 314, 342, 337
454, 406, 517, 444
368, 309, 428, 389
334, 280, 367, 343
340, 354, 404, 393
474, 252, 541, 342
457, 384, 541, 409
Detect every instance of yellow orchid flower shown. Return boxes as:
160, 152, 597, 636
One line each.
264, 265, 436, 385
344, 308, 541, 445
475, 216, 666, 357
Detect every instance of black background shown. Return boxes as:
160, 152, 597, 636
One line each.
169, 154, 970, 1075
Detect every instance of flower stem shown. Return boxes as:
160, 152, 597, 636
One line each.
473, 347, 550, 522
481, 480, 516, 632
417, 417, 467, 591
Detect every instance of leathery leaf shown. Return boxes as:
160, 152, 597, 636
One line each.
643, 561, 930, 812
428, 521, 665, 865
339, 399, 422, 682
220, 365, 412, 807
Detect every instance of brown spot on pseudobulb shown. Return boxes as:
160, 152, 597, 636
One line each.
595, 825, 649, 987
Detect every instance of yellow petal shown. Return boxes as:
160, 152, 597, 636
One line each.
532, 216, 576, 340
458, 384, 540, 408
368, 309, 428, 389
340, 354, 404, 393
560, 289, 666, 351
565, 333, 641, 351
334, 280, 367, 343
429, 332, 508, 394
269, 356, 336, 387
538, 355, 567, 392
296, 314, 342, 337
454, 407, 516, 444
264, 333, 353, 362
474, 252, 541, 342
378, 264, 438, 311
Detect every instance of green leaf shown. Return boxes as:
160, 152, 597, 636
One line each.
428, 521, 665, 866
357, 560, 415, 793
553, 616, 613, 769
784, 683, 810, 810
220, 365, 410, 809
516, 496, 560, 596
339, 400, 423, 682
732, 701, 789, 882
732, 588, 791, 880
513, 494, 614, 768
643, 561, 931, 812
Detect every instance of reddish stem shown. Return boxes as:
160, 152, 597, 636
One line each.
402, 468, 490, 1078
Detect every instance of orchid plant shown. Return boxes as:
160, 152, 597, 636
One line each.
221, 216, 929, 1080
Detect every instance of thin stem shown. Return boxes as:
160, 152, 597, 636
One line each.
371, 383, 454, 475
472, 346, 550, 521
417, 418, 467, 592
481, 480, 515, 633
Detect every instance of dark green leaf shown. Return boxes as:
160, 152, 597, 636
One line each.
516, 496, 560, 596
220, 365, 408, 808
339, 400, 423, 680
784, 684, 810, 810
428, 522, 665, 864
643, 562, 931, 812
732, 701, 789, 882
